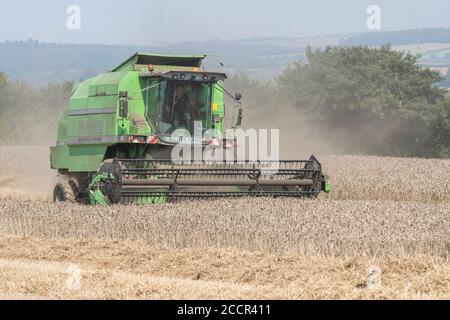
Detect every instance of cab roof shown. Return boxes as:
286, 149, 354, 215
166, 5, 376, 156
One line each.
111, 52, 207, 72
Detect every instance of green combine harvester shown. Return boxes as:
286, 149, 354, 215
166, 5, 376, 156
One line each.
50, 53, 330, 205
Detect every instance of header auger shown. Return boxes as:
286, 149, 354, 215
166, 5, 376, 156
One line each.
50, 53, 330, 205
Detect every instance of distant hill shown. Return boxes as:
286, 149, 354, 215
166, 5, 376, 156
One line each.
0, 41, 137, 83
341, 28, 450, 46
0, 36, 342, 84
4, 28, 450, 85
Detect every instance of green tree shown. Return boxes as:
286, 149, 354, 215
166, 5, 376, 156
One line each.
0, 72, 6, 88
0, 72, 8, 138
277, 45, 450, 157
0, 72, 7, 106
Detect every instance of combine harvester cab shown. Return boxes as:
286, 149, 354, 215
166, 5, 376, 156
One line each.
50, 53, 330, 205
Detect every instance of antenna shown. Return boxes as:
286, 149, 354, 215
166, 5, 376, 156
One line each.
209, 55, 225, 67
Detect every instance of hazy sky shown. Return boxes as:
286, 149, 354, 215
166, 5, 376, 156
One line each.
1, 0, 450, 45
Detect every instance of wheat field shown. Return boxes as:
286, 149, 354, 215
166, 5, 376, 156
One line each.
0, 146, 449, 299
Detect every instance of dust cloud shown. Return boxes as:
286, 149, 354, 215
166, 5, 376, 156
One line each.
0, 146, 55, 199
242, 106, 339, 160
0, 102, 60, 198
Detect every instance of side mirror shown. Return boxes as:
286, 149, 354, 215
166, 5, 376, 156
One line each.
119, 91, 128, 118
232, 105, 243, 128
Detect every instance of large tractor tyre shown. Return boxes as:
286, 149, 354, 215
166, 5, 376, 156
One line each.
53, 178, 78, 203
